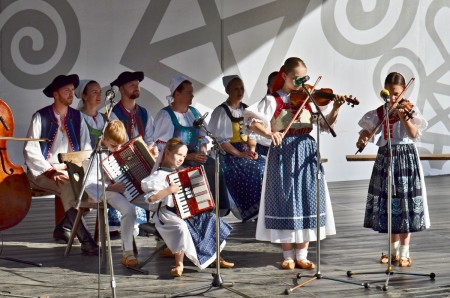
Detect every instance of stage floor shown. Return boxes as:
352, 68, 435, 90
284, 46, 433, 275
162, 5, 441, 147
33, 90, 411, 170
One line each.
1, 175, 449, 298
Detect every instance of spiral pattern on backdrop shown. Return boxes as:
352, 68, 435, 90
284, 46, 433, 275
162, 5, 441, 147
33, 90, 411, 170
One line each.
0, 0, 80, 89
321, 0, 419, 60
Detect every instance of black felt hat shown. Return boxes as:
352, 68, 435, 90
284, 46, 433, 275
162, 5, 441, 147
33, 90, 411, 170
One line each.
110, 71, 144, 87
43, 74, 80, 97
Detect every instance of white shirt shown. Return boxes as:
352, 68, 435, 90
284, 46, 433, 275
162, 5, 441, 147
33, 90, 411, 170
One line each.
24, 110, 92, 177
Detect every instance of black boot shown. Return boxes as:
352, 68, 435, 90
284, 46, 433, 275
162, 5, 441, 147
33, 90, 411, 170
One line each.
53, 214, 71, 244
65, 208, 99, 256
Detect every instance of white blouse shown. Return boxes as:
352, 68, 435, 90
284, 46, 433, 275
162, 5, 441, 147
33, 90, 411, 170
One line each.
358, 106, 428, 146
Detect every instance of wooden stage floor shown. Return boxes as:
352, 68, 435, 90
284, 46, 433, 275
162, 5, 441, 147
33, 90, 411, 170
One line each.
1, 175, 449, 298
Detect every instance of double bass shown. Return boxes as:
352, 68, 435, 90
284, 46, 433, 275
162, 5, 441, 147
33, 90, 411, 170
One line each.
0, 99, 32, 231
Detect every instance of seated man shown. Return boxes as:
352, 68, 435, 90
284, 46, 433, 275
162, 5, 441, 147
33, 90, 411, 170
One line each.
23, 74, 97, 255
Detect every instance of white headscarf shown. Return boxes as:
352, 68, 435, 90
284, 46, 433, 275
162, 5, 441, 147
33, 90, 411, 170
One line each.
166, 75, 188, 105
75, 79, 93, 110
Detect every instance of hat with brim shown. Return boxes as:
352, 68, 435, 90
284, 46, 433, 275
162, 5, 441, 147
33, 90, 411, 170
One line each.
43, 74, 80, 97
110, 71, 144, 87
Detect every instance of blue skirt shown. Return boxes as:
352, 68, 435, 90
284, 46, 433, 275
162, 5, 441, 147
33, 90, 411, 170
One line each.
364, 144, 426, 233
186, 212, 232, 266
264, 135, 326, 230
220, 142, 265, 221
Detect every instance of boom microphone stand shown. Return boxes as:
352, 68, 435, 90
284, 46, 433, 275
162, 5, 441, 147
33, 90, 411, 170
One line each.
346, 92, 435, 291
166, 116, 251, 298
73, 87, 119, 298
285, 81, 368, 294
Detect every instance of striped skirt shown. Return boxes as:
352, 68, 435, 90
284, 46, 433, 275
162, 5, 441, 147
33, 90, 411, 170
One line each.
364, 143, 429, 233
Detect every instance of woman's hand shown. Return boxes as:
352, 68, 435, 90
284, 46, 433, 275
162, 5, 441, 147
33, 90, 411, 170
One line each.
186, 152, 208, 164
356, 130, 370, 148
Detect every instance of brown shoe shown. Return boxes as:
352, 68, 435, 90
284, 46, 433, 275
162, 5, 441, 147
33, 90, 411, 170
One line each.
212, 257, 235, 268
171, 266, 183, 277
295, 259, 316, 270
281, 260, 295, 270
159, 247, 175, 258
121, 255, 139, 267
380, 253, 400, 264
399, 257, 412, 267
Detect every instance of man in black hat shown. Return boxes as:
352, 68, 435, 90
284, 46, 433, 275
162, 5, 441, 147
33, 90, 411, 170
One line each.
110, 71, 158, 157
23, 74, 98, 255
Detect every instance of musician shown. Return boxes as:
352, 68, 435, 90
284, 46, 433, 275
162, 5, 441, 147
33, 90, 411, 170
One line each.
141, 138, 234, 277
83, 120, 139, 267
356, 72, 429, 267
110, 71, 157, 232
153, 75, 229, 215
75, 80, 106, 148
254, 71, 279, 157
23, 74, 98, 255
208, 75, 265, 222
244, 57, 346, 270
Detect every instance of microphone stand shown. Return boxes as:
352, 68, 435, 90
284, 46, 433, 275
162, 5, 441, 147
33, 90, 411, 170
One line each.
166, 119, 251, 298
346, 96, 435, 291
72, 94, 118, 298
285, 83, 369, 294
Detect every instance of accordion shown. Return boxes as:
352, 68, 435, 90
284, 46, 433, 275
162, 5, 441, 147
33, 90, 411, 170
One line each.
166, 166, 215, 220
102, 137, 155, 202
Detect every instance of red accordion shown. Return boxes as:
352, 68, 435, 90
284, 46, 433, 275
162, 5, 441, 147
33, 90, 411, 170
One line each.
102, 137, 155, 202
166, 166, 215, 220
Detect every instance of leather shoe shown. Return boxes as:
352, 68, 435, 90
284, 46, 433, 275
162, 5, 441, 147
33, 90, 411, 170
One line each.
399, 257, 412, 267
81, 241, 99, 256
121, 255, 139, 267
380, 253, 400, 264
281, 260, 295, 270
212, 257, 234, 268
53, 226, 71, 244
295, 259, 315, 270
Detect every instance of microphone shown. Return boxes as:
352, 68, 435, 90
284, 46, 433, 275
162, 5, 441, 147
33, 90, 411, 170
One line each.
106, 85, 119, 101
293, 75, 310, 86
380, 89, 390, 102
193, 112, 209, 128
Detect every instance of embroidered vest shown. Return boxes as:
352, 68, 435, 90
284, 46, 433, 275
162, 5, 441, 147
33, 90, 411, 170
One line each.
270, 92, 313, 133
112, 102, 148, 139
163, 106, 202, 152
83, 113, 108, 148
376, 105, 399, 140
38, 105, 81, 160
219, 103, 248, 143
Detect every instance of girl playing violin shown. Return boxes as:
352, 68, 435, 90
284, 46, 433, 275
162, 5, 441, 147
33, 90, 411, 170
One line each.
244, 57, 346, 270
356, 72, 429, 267
141, 138, 234, 277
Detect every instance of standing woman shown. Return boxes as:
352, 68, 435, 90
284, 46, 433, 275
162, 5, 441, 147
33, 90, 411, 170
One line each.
208, 75, 265, 222
356, 72, 429, 267
244, 57, 346, 270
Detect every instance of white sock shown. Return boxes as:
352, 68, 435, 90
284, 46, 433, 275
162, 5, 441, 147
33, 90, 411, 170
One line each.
390, 241, 400, 256
399, 245, 410, 259
282, 249, 295, 261
295, 248, 308, 261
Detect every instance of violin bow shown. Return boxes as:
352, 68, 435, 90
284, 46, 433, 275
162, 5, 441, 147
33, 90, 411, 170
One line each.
356, 77, 415, 154
281, 76, 322, 139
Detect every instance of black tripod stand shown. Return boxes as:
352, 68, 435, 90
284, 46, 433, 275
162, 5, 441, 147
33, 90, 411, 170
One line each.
285, 83, 369, 294
74, 89, 119, 298
166, 118, 251, 298
346, 93, 435, 291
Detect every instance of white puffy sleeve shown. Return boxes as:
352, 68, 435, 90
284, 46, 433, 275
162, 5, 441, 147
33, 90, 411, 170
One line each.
208, 104, 233, 143
153, 109, 175, 152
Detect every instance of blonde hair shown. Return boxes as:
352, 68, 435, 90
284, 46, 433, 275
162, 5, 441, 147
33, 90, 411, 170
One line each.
164, 138, 186, 154
103, 120, 127, 145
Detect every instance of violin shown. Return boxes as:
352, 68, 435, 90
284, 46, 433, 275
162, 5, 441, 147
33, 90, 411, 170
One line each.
0, 99, 32, 231
290, 84, 360, 108
390, 98, 415, 121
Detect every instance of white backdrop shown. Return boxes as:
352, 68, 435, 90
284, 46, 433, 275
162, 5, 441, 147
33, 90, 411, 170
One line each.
1, 0, 449, 182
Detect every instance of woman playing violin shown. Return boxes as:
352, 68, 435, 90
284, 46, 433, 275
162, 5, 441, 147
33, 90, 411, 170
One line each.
356, 72, 429, 267
244, 57, 347, 270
